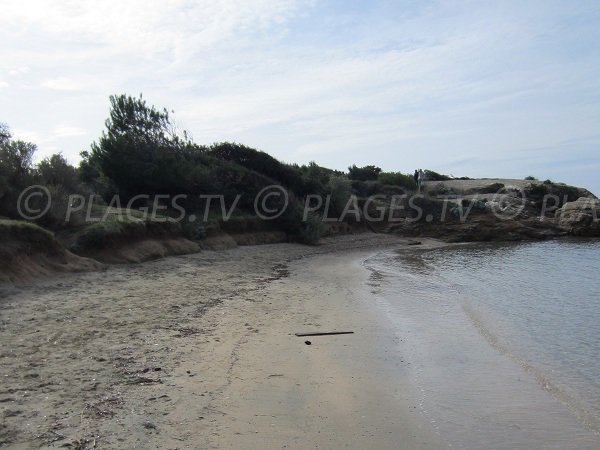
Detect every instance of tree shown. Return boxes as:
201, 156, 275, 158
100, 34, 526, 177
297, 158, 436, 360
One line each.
37, 153, 80, 191
0, 140, 36, 177
0, 125, 38, 217
90, 94, 197, 198
209, 142, 307, 194
0, 123, 11, 144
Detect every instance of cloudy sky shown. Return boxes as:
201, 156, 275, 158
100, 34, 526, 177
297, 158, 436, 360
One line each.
2, 0, 600, 194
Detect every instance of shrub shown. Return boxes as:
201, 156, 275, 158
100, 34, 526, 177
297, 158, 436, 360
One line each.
299, 161, 343, 196
424, 170, 451, 181
350, 180, 382, 197
524, 183, 548, 201
209, 142, 307, 194
548, 183, 582, 204
277, 202, 324, 245
348, 164, 382, 181
326, 175, 352, 218
524, 182, 581, 210
477, 183, 505, 194
428, 182, 454, 196
0, 219, 56, 248
39, 184, 83, 228
378, 171, 417, 190
73, 217, 183, 250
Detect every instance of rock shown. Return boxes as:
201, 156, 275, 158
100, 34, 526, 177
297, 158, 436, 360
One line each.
555, 197, 600, 236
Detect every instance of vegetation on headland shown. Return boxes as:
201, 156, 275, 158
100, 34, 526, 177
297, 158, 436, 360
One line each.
1, 94, 597, 257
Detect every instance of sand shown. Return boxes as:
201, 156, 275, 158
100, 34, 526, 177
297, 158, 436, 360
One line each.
0, 234, 444, 449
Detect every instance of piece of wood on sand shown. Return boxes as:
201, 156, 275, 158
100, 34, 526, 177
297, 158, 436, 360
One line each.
294, 331, 354, 337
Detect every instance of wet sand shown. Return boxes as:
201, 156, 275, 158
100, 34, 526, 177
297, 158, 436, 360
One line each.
0, 234, 443, 449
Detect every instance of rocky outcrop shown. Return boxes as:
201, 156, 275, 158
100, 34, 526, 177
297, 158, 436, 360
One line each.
387, 213, 564, 242
555, 198, 600, 236
379, 183, 600, 241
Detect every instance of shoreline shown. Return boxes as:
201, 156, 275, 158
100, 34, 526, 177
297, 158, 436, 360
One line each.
362, 241, 600, 449
2, 233, 599, 448
196, 246, 446, 449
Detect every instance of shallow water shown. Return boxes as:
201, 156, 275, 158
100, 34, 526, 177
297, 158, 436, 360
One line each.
364, 239, 600, 449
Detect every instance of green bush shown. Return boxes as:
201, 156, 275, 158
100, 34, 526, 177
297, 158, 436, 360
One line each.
209, 142, 307, 194
75, 220, 143, 249
548, 183, 582, 203
74, 217, 183, 250
277, 202, 324, 245
476, 183, 505, 194
424, 170, 451, 181
326, 175, 352, 218
428, 182, 454, 196
351, 180, 383, 197
348, 164, 382, 181
378, 171, 417, 190
0, 219, 55, 248
524, 183, 548, 200
525, 182, 581, 210
298, 161, 343, 196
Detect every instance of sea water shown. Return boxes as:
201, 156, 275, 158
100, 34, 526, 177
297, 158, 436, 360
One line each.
364, 239, 600, 449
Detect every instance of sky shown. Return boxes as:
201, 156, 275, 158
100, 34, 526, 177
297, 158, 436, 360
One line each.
1, 0, 600, 195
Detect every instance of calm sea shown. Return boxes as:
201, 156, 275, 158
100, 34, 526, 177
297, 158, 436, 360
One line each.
363, 239, 600, 449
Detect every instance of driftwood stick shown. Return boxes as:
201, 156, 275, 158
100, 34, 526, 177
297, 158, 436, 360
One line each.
294, 331, 354, 337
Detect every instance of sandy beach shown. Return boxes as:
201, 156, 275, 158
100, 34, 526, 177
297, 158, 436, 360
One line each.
0, 234, 446, 449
